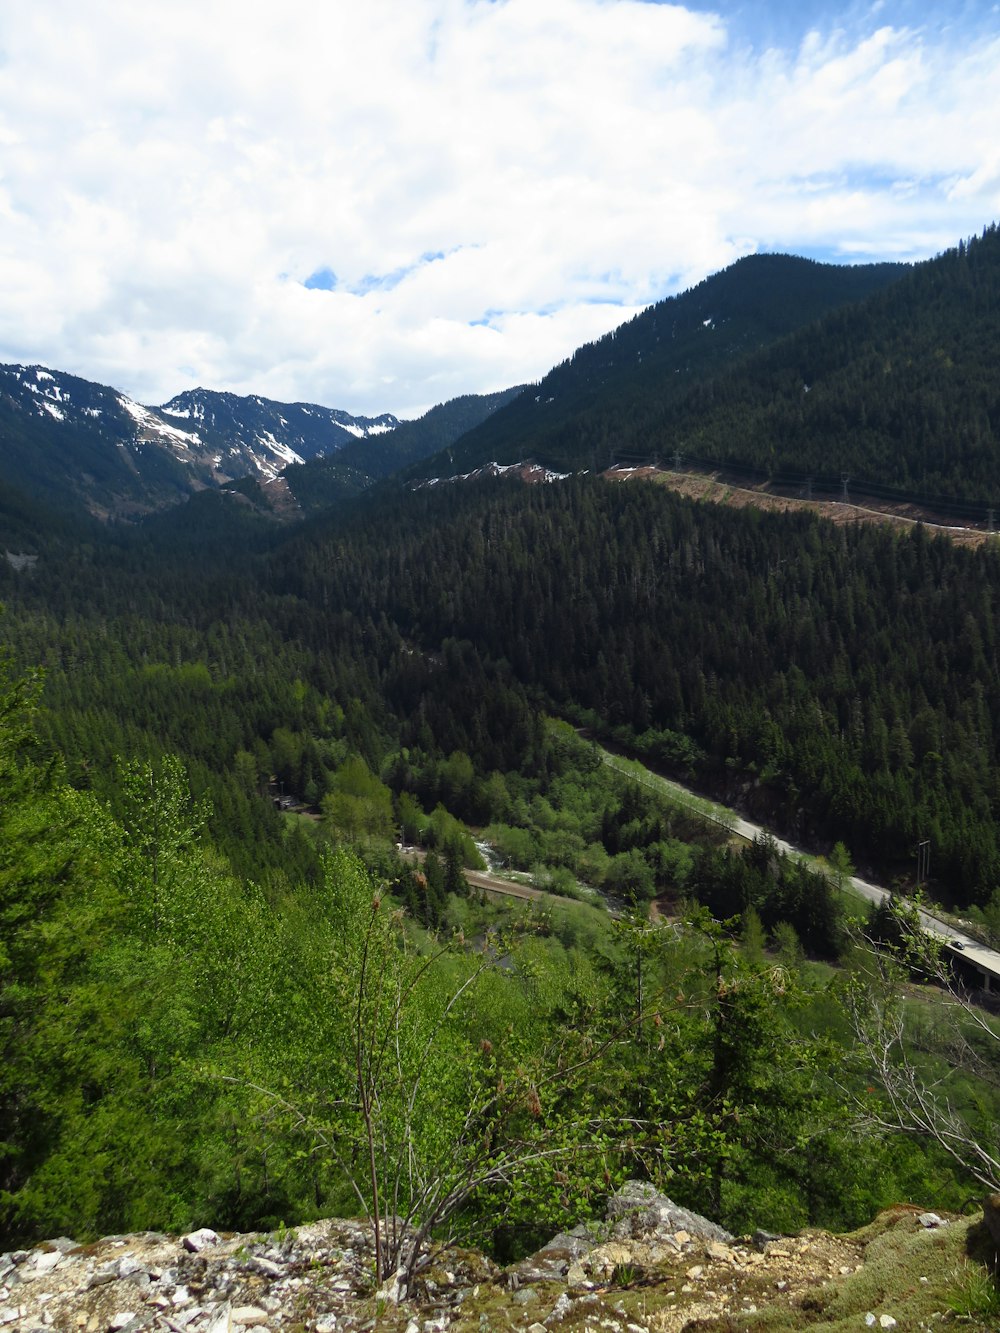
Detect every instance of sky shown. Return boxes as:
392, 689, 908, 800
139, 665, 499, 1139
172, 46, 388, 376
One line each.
1, 0, 999, 419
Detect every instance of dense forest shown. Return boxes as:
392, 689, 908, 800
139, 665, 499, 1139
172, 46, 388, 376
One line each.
415, 227, 1000, 511
273, 476, 1000, 908
0, 644, 983, 1256
5, 227, 1000, 1270
2, 461, 1000, 1257
424, 252, 906, 478
9, 473, 1000, 909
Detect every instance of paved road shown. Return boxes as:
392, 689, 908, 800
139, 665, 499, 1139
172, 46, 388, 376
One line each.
597, 751, 1000, 986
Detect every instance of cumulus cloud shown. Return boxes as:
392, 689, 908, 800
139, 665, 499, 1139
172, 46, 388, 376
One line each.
0, 0, 997, 415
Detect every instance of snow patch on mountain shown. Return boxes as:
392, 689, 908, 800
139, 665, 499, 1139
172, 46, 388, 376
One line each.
118, 396, 202, 450
254, 431, 304, 468
415, 460, 571, 489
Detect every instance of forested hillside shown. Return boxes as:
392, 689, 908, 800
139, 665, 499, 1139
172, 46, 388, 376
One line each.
0, 642, 978, 1254
414, 228, 1000, 513
412, 252, 905, 477
7, 469, 1000, 908
644, 225, 1000, 503
6, 229, 1000, 1273
266, 477, 1000, 906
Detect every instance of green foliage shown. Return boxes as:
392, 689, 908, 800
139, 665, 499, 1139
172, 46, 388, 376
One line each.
321, 755, 395, 842
0, 716, 306, 1242
843, 901, 1000, 1196
238, 850, 629, 1289
946, 1261, 1000, 1322
0, 647, 990, 1252
690, 835, 845, 960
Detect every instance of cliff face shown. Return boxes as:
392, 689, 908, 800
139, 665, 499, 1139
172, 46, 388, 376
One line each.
0, 1187, 992, 1333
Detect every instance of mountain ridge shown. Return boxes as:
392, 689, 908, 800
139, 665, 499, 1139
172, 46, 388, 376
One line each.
405, 251, 909, 479
0, 367, 510, 526
9, 226, 1000, 527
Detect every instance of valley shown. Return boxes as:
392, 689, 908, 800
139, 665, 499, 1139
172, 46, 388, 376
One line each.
4, 225, 1000, 1328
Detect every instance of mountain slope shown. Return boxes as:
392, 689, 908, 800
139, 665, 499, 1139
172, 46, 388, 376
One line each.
0, 365, 203, 519
159, 387, 399, 478
631, 224, 1000, 503
281, 386, 525, 512
407, 252, 907, 478
0, 366, 399, 522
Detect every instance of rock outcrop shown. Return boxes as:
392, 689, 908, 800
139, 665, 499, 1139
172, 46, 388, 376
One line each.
0, 1186, 977, 1333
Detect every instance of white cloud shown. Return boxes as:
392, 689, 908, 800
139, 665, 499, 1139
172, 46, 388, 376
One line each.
0, 0, 997, 416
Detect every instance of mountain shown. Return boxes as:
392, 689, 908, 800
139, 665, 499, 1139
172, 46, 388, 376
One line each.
410, 229, 1000, 510
328, 387, 524, 478
0, 365, 399, 523
281, 386, 525, 513
614, 225, 1000, 505
405, 252, 908, 479
0, 364, 531, 528
0, 364, 219, 523
158, 387, 399, 477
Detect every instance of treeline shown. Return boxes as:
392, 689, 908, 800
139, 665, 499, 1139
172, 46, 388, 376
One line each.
276, 475, 1000, 907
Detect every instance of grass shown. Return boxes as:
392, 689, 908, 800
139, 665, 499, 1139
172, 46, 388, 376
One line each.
598, 750, 739, 835
736, 1211, 997, 1332
946, 1259, 1000, 1323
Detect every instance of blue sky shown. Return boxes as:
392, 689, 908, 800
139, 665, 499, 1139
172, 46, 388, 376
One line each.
0, 0, 998, 416
683, 0, 997, 49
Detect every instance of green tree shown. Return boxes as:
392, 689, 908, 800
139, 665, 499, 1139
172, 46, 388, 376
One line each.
114, 754, 210, 935
844, 901, 1000, 1193
321, 756, 395, 842
0, 659, 86, 1231
244, 851, 626, 1293
828, 840, 855, 890
396, 790, 423, 844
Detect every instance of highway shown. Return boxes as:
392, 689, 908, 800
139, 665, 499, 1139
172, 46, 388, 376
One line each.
596, 750, 1000, 993
400, 745, 1000, 991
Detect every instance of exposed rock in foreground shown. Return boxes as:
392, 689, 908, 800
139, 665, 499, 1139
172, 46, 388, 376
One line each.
1, 1185, 986, 1333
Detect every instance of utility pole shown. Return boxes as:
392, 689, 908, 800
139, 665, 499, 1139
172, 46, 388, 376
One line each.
805, 476, 813, 502
841, 473, 851, 503
673, 449, 683, 472
915, 839, 930, 889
